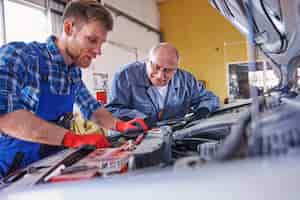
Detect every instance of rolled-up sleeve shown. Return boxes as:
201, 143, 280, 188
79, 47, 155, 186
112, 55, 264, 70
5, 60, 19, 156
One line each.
75, 81, 102, 120
0, 44, 27, 115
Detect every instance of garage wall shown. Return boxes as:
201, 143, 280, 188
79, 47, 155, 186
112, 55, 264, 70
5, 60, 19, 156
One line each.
103, 0, 160, 28
82, 0, 160, 99
159, 0, 247, 102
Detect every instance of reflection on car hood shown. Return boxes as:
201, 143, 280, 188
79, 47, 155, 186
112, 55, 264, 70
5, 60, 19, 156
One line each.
2, 156, 300, 200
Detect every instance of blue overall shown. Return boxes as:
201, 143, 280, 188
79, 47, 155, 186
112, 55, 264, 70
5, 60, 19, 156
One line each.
0, 50, 75, 178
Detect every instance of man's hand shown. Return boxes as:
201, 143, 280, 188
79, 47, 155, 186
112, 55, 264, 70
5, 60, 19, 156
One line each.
62, 131, 111, 148
189, 107, 210, 121
115, 118, 149, 133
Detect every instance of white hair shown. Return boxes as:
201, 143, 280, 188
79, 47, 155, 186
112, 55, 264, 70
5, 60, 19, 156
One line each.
148, 43, 180, 62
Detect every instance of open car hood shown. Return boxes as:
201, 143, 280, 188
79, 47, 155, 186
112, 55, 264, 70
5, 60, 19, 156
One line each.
209, 0, 300, 85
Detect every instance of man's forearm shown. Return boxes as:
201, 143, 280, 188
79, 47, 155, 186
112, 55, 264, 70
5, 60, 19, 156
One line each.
0, 110, 66, 145
91, 108, 118, 130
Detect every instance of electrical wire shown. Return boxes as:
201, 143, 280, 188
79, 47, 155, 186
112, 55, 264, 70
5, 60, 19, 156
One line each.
259, 0, 288, 54
223, 0, 235, 18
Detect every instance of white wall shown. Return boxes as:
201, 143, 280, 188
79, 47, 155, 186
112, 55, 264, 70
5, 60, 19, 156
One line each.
81, 0, 160, 100
82, 43, 137, 93
103, 0, 160, 28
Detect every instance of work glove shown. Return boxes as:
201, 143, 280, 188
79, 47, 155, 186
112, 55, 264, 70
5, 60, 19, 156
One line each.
116, 118, 149, 133
62, 131, 111, 148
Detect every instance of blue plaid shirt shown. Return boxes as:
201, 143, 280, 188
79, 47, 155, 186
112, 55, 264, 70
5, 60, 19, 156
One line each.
0, 36, 101, 120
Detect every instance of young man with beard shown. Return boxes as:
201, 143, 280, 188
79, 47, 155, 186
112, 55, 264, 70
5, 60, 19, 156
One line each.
0, 0, 148, 178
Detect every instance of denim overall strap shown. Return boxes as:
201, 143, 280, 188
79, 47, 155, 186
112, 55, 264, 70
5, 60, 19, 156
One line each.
0, 47, 75, 177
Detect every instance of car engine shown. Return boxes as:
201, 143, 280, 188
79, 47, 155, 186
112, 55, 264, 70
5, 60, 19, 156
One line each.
2, 0, 300, 197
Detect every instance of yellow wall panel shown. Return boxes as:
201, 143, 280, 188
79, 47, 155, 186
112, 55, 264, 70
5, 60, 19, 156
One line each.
159, 0, 247, 102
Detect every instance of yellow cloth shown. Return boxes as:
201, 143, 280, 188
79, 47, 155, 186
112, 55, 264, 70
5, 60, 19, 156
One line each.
70, 116, 107, 135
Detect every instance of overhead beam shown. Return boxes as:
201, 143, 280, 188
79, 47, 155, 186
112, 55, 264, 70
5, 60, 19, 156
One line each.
52, 0, 164, 41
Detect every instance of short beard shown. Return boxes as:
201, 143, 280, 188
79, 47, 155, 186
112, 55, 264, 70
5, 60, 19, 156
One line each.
65, 42, 78, 65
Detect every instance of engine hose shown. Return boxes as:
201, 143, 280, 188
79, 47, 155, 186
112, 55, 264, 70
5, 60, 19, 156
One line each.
214, 110, 251, 161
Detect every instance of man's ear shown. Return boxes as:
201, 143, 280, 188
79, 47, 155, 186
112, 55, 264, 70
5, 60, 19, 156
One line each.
63, 20, 74, 36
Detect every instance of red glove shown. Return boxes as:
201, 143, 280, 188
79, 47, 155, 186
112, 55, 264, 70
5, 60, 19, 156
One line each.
115, 118, 149, 133
62, 131, 111, 148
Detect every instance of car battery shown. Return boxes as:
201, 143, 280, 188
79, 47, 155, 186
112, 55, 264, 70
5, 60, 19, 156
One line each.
49, 145, 134, 183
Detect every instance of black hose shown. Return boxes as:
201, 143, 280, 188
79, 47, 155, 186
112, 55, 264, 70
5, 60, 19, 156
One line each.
260, 0, 288, 54
214, 110, 251, 160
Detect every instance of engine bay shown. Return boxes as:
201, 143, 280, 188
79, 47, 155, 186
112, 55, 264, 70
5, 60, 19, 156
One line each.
2, 0, 300, 198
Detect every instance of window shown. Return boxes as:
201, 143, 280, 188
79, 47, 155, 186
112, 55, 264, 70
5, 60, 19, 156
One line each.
228, 61, 280, 99
3, 0, 49, 43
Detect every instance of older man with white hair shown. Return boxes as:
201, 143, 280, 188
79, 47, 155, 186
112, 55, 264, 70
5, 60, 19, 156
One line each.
107, 43, 220, 127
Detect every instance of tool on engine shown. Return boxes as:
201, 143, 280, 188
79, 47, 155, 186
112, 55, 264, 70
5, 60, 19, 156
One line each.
155, 107, 212, 132
47, 141, 137, 182
38, 128, 148, 183
35, 145, 95, 184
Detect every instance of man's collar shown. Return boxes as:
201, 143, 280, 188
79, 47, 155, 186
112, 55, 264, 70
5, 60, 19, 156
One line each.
169, 72, 180, 89
133, 61, 151, 87
46, 35, 66, 65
